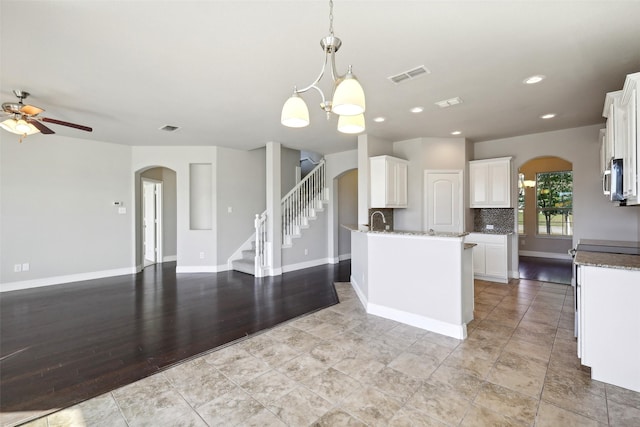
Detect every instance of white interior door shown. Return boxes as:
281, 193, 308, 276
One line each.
425, 170, 463, 233
143, 180, 163, 264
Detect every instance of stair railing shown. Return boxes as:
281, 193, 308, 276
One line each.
281, 159, 325, 244
254, 212, 268, 277
248, 159, 325, 277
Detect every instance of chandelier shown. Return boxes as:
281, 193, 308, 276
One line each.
281, 0, 366, 134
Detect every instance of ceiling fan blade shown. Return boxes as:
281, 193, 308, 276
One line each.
20, 104, 44, 116
27, 119, 55, 134
41, 117, 92, 132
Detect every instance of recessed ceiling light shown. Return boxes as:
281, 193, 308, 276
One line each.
159, 125, 180, 132
373, 117, 386, 123
540, 113, 556, 119
451, 131, 462, 135
524, 75, 546, 84
410, 106, 424, 113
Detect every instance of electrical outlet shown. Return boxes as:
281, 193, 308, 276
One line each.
521, 239, 526, 246
14, 264, 22, 273
486, 224, 494, 230
304, 249, 308, 255
199, 252, 205, 259
227, 206, 232, 213
22, 263, 30, 272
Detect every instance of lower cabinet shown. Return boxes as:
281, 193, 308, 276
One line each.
577, 264, 640, 392
465, 233, 509, 283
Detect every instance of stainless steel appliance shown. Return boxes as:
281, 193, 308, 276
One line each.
602, 158, 625, 202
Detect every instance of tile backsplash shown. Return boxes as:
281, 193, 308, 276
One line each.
367, 208, 394, 231
473, 208, 514, 233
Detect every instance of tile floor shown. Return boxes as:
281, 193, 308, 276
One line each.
20, 279, 640, 426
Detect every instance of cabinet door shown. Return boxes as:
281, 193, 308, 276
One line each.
396, 161, 408, 207
469, 162, 489, 207
471, 242, 486, 274
484, 243, 507, 278
488, 161, 510, 207
624, 88, 637, 198
386, 160, 398, 206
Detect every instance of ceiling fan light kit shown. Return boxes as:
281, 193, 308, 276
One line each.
1, 90, 92, 142
281, 0, 366, 134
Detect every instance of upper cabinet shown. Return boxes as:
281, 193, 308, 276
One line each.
469, 157, 512, 208
602, 73, 640, 205
370, 155, 408, 208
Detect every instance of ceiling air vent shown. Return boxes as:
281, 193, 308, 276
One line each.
159, 125, 180, 132
388, 65, 430, 84
435, 97, 463, 108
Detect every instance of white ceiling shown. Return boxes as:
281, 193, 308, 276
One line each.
2, 1, 640, 155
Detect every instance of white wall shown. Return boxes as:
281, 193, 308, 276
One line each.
338, 169, 358, 258
281, 147, 300, 196
326, 149, 358, 262
216, 147, 266, 265
474, 125, 640, 268
393, 137, 470, 231
1, 134, 133, 289
132, 146, 218, 272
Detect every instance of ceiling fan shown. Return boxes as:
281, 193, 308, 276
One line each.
1, 90, 92, 142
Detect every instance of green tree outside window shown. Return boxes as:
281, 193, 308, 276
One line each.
536, 171, 573, 236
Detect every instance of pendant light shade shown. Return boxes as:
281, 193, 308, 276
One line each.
0, 118, 40, 135
332, 68, 366, 116
337, 113, 365, 134
281, 93, 310, 128
281, 1, 366, 133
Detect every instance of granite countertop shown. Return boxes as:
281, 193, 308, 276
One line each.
342, 224, 468, 238
575, 251, 640, 271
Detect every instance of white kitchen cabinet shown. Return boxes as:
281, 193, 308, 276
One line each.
577, 264, 640, 392
370, 155, 408, 208
469, 157, 512, 208
465, 233, 509, 283
621, 74, 639, 204
602, 73, 640, 205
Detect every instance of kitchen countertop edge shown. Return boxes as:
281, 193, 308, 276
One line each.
341, 224, 468, 238
575, 251, 640, 271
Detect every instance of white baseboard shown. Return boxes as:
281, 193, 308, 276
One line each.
350, 275, 368, 309
281, 258, 332, 273
338, 253, 352, 261
519, 250, 572, 260
367, 302, 467, 340
176, 264, 228, 273
163, 255, 177, 262
0, 267, 138, 293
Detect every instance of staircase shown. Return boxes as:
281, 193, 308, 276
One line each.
230, 160, 327, 277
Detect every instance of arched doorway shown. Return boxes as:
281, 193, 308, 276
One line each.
135, 166, 177, 270
517, 156, 573, 284
337, 169, 358, 259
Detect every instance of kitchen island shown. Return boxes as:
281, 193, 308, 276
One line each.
346, 225, 474, 339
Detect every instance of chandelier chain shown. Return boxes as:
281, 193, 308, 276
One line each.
329, 0, 334, 35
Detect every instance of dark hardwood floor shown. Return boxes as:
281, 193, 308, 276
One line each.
518, 256, 573, 285
0, 261, 349, 418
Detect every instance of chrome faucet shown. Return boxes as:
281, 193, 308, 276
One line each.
370, 210, 387, 231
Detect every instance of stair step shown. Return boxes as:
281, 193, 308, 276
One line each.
232, 259, 254, 275
241, 249, 256, 260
